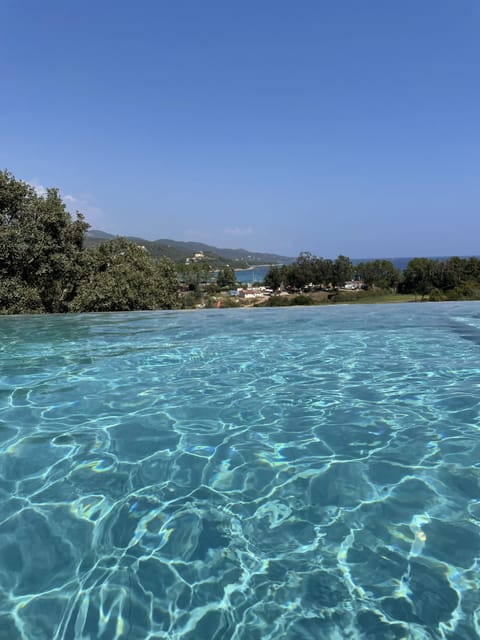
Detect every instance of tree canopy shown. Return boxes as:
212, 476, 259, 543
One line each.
263, 252, 480, 302
400, 256, 480, 299
356, 259, 400, 290
0, 171, 88, 313
0, 171, 179, 314
71, 238, 179, 312
264, 253, 351, 291
216, 265, 237, 289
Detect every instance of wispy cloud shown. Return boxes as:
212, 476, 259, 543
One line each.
64, 194, 77, 203
224, 226, 253, 237
30, 181, 47, 197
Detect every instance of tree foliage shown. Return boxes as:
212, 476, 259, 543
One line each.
178, 261, 212, 290
332, 255, 354, 288
356, 259, 400, 290
0, 171, 179, 314
71, 238, 179, 312
264, 254, 350, 290
216, 265, 237, 289
400, 258, 438, 298
263, 265, 284, 290
399, 256, 480, 299
0, 171, 88, 313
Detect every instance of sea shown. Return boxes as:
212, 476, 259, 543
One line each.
0, 303, 479, 639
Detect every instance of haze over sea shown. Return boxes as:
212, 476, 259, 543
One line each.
0, 303, 479, 639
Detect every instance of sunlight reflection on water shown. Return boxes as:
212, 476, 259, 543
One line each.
0, 303, 479, 639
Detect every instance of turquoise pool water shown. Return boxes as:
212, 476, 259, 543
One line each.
0, 303, 479, 639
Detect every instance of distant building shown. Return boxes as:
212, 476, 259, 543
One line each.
343, 280, 364, 290
185, 251, 207, 265
238, 287, 269, 299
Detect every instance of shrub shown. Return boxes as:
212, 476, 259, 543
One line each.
444, 283, 480, 301
428, 288, 446, 301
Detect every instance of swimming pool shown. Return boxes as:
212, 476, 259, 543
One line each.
0, 303, 479, 639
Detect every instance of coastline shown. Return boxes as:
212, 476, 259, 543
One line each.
234, 264, 275, 271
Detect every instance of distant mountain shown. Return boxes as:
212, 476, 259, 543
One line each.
86, 230, 116, 240
86, 230, 295, 266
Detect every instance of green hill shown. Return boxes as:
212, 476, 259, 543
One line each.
86, 230, 294, 267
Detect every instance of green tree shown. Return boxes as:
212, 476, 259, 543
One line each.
436, 256, 480, 292
283, 253, 317, 289
332, 255, 353, 288
400, 258, 438, 298
264, 265, 283, 290
71, 238, 179, 312
463, 257, 480, 282
273, 255, 335, 290
295, 252, 316, 288
157, 256, 182, 309
181, 261, 212, 291
216, 265, 237, 289
0, 276, 43, 314
356, 259, 400, 290
312, 257, 334, 288
0, 170, 89, 313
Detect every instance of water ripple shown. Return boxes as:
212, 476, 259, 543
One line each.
0, 304, 479, 639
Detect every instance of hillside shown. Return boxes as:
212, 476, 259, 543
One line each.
86, 230, 294, 266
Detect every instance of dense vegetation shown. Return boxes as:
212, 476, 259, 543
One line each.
264, 253, 356, 291
264, 252, 480, 301
399, 257, 480, 300
0, 171, 179, 314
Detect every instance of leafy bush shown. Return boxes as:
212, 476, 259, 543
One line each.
71, 239, 179, 312
428, 288, 445, 302
444, 283, 480, 301
0, 170, 88, 313
0, 276, 43, 314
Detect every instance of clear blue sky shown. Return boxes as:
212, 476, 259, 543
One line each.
1, 0, 479, 258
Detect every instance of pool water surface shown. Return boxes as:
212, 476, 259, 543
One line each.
0, 303, 479, 639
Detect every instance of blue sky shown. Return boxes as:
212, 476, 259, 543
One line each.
1, 1, 479, 258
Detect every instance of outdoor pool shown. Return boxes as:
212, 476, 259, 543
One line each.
0, 303, 479, 639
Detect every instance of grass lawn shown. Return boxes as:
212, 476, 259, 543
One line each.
337, 292, 419, 304
306, 290, 419, 305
